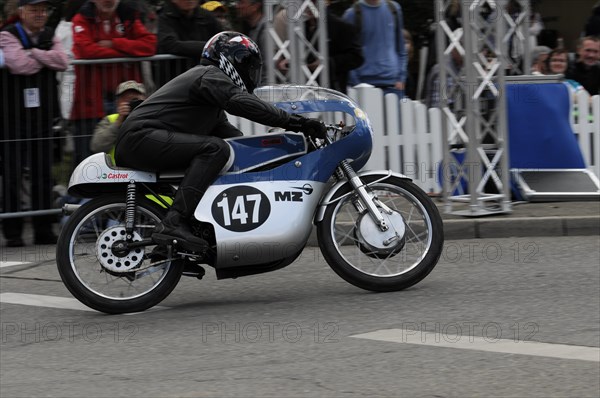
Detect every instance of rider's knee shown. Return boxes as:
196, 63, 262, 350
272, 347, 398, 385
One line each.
205, 138, 231, 160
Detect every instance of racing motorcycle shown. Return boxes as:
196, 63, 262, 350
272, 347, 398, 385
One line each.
56, 86, 444, 314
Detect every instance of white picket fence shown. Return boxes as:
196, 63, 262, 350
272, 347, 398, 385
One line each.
571, 91, 600, 179
228, 87, 600, 194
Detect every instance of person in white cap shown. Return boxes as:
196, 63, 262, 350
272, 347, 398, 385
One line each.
90, 80, 147, 155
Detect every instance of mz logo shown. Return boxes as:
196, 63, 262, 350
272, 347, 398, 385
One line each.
274, 191, 303, 202
274, 184, 313, 202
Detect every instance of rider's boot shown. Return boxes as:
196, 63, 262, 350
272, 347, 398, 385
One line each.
152, 210, 207, 252
152, 144, 230, 252
152, 186, 208, 252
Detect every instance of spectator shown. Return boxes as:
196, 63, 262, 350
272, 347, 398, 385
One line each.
546, 48, 584, 93
307, 4, 363, 93
272, 6, 294, 82
0, 0, 69, 247
403, 29, 418, 99
127, 0, 158, 33
55, 0, 84, 121
1, 0, 19, 29
531, 45, 551, 75
236, 0, 267, 84
584, 1, 600, 37
496, 0, 543, 74
90, 80, 146, 155
343, 0, 408, 98
126, 0, 159, 93
201, 1, 231, 30
528, 8, 544, 49
2, 0, 65, 32
546, 48, 588, 123
44, 0, 64, 30
69, 0, 156, 169
547, 49, 570, 75
444, 0, 461, 32
114, 32, 326, 251
566, 36, 600, 96
505, 0, 524, 73
273, 1, 363, 93
425, 28, 463, 109
156, 0, 222, 86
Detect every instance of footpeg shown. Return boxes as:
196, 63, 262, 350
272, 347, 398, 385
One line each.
182, 262, 206, 280
179, 251, 205, 260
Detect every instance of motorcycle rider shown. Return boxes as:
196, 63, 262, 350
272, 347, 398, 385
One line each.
115, 31, 327, 252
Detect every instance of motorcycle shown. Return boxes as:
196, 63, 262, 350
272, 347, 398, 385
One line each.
56, 85, 444, 314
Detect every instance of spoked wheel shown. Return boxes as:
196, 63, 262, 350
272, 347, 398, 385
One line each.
317, 176, 444, 292
56, 195, 184, 314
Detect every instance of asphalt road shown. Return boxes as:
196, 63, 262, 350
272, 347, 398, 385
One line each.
1, 236, 599, 398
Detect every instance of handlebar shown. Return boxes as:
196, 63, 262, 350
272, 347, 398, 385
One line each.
326, 123, 343, 132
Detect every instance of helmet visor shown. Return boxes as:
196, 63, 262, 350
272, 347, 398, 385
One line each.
240, 54, 262, 93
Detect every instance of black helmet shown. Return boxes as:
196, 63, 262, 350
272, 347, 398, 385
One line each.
202, 31, 263, 93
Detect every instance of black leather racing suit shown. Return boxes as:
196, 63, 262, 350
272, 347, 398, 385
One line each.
114, 64, 295, 219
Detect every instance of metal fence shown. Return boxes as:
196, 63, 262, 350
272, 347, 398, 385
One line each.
0, 55, 186, 219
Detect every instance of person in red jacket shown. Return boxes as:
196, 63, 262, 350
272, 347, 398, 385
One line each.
69, 0, 156, 169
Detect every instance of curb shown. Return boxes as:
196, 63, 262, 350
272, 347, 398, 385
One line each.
306, 216, 600, 246
442, 215, 600, 240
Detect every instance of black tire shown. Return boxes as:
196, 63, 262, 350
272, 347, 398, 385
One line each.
317, 176, 444, 292
56, 194, 184, 314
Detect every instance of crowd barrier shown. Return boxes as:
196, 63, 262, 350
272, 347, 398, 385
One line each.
1, 55, 599, 221
0, 55, 187, 220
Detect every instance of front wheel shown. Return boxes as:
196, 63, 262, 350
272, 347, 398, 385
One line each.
56, 194, 184, 314
317, 176, 444, 292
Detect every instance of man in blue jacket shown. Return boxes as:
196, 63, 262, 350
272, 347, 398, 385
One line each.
343, 0, 408, 97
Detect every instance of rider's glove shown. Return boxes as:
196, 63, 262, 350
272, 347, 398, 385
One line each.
286, 114, 327, 140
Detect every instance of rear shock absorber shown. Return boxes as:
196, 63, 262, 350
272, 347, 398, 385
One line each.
125, 180, 136, 241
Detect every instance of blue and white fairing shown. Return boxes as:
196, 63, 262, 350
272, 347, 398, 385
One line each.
196, 85, 374, 268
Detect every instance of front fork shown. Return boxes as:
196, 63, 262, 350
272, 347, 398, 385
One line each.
336, 160, 389, 232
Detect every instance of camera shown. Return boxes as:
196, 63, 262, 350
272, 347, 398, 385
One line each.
129, 98, 144, 111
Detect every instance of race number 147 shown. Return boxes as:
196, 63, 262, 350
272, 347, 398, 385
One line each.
216, 194, 262, 226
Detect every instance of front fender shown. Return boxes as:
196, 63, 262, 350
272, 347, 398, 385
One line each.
314, 170, 412, 223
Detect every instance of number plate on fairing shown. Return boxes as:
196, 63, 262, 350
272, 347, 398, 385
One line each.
211, 186, 271, 232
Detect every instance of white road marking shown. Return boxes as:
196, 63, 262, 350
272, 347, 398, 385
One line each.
0, 293, 169, 314
0, 261, 30, 269
0, 292, 96, 312
350, 329, 600, 362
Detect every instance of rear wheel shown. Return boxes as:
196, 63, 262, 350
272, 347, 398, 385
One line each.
56, 195, 184, 314
317, 176, 443, 292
